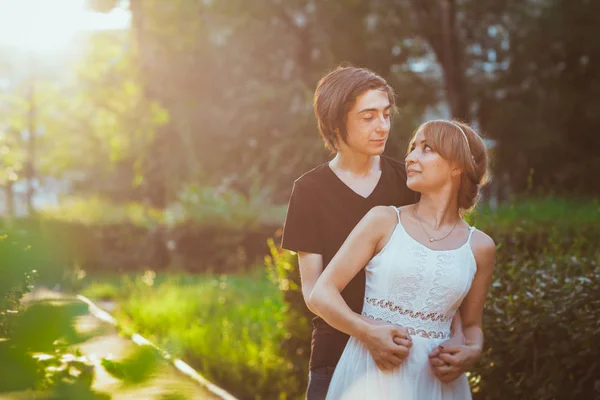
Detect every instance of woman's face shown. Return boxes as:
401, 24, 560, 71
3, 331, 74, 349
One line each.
405, 130, 457, 193
341, 89, 391, 156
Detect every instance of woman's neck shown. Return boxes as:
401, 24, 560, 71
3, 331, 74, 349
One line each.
414, 190, 461, 230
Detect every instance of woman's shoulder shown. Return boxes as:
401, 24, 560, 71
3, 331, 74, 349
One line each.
363, 206, 399, 229
353, 206, 400, 245
470, 228, 496, 270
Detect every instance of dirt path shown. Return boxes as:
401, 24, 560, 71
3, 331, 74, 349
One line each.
75, 312, 222, 400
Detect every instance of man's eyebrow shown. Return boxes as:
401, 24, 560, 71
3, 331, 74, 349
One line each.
356, 105, 392, 114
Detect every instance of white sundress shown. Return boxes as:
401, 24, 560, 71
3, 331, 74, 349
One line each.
326, 206, 477, 400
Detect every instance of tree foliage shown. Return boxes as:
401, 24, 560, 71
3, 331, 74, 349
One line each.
1, 0, 596, 215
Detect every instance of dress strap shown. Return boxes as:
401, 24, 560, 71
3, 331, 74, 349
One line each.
389, 206, 401, 223
467, 226, 476, 243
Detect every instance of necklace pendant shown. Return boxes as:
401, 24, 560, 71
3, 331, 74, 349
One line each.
429, 238, 434, 242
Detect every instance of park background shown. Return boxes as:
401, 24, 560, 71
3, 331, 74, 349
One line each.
1, 0, 599, 399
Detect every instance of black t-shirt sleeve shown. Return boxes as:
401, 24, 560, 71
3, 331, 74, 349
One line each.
281, 180, 322, 255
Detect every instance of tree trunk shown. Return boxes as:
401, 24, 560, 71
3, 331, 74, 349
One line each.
4, 182, 14, 217
409, 0, 470, 121
437, 0, 470, 121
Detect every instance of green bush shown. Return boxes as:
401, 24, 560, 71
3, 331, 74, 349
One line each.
168, 183, 286, 229
471, 233, 600, 399
38, 196, 164, 228
0, 232, 37, 338
0, 232, 108, 398
1, 217, 281, 280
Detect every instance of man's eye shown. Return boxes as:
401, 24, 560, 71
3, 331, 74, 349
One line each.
384, 113, 391, 119
363, 116, 373, 121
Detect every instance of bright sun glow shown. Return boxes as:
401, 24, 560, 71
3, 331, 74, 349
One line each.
0, 0, 130, 54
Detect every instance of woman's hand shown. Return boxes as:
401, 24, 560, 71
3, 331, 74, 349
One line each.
428, 344, 481, 383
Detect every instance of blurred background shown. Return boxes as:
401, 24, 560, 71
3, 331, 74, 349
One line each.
0, 0, 599, 399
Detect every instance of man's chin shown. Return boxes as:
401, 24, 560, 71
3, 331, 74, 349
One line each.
369, 147, 386, 156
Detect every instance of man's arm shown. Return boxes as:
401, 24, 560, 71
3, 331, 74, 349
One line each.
298, 251, 385, 325
298, 251, 324, 316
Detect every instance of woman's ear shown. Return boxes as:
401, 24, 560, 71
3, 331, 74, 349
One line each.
451, 166, 463, 178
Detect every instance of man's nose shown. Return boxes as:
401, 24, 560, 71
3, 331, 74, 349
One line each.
376, 116, 390, 132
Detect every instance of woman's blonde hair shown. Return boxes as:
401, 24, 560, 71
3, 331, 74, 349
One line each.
407, 120, 489, 212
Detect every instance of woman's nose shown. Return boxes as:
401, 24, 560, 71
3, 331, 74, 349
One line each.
405, 150, 417, 165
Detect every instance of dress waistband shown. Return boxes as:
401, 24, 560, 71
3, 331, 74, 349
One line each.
362, 297, 452, 339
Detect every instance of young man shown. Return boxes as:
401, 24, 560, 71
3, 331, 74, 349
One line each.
282, 66, 467, 399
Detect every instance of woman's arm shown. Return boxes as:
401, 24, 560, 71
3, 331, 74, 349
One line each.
308, 206, 412, 370
432, 230, 496, 382
308, 206, 392, 336
458, 230, 496, 351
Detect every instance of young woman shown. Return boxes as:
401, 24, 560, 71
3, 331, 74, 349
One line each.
309, 120, 496, 399
281, 67, 474, 399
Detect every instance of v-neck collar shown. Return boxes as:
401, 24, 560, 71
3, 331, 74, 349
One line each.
326, 157, 386, 201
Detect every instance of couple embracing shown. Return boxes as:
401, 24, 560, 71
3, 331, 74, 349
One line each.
282, 66, 495, 400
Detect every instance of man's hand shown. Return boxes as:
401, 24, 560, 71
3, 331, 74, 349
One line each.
428, 344, 481, 383
361, 323, 412, 371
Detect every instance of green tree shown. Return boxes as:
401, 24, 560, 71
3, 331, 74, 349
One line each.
37, 30, 168, 202
479, 0, 600, 194
88, 0, 435, 202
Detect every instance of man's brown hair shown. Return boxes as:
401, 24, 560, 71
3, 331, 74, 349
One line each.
313, 66, 396, 152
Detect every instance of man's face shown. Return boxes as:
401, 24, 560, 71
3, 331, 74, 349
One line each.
341, 89, 392, 156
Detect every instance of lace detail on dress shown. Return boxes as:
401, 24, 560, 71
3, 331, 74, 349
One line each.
362, 296, 453, 339
365, 297, 453, 322
425, 253, 457, 311
361, 310, 451, 339
386, 245, 426, 309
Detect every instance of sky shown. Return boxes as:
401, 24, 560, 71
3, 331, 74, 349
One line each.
0, 0, 130, 54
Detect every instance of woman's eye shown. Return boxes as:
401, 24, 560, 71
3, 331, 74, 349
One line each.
424, 145, 432, 151
384, 113, 390, 119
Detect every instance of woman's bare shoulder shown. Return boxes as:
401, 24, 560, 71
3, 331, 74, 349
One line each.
361, 206, 398, 232
470, 229, 496, 271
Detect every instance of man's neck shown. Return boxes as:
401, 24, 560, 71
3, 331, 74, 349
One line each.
330, 152, 381, 177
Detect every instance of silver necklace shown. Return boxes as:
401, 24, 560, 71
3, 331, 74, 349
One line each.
412, 206, 458, 243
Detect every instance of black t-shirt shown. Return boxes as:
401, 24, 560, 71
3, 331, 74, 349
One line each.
281, 155, 418, 370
